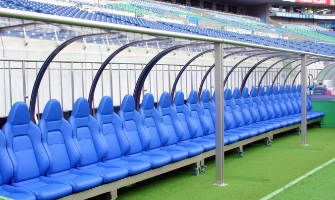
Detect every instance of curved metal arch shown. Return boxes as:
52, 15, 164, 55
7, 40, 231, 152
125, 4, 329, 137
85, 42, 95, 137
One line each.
239, 53, 289, 93
284, 60, 321, 85
0, 22, 40, 33
223, 51, 277, 87
133, 42, 207, 110
291, 60, 334, 85
88, 38, 170, 115
257, 56, 300, 89
271, 59, 301, 87
29, 31, 117, 123
170, 49, 214, 103
198, 49, 262, 97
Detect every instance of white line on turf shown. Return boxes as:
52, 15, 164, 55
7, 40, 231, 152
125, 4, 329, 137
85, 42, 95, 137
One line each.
260, 157, 335, 200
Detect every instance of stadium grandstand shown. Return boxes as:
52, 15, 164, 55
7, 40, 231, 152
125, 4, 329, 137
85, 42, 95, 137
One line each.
0, 0, 334, 199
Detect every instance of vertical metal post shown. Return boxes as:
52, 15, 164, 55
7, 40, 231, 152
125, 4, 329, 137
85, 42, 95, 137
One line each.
110, 64, 113, 99
82, 63, 85, 98
214, 43, 226, 186
168, 65, 171, 93
301, 54, 308, 146
126, 64, 129, 94
48, 65, 52, 100
22, 61, 28, 104
60, 63, 64, 117
101, 64, 104, 97
8, 61, 12, 107
118, 64, 121, 106
71, 62, 75, 107
36, 62, 40, 121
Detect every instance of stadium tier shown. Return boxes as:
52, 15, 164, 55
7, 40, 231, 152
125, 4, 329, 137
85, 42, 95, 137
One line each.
0, 0, 335, 56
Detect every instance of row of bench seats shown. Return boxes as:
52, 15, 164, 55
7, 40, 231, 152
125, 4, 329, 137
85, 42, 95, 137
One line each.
0, 84, 324, 200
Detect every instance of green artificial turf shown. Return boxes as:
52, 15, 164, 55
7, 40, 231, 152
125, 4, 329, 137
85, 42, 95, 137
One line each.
271, 160, 335, 200
99, 125, 335, 200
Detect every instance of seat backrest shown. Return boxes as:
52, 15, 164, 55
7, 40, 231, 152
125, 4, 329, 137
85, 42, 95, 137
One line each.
0, 129, 13, 186
3, 102, 49, 183
250, 86, 267, 122
232, 87, 252, 127
286, 85, 299, 114
186, 90, 210, 137
241, 87, 258, 125
118, 94, 150, 155
140, 93, 169, 149
95, 96, 130, 161
157, 92, 184, 145
172, 91, 197, 141
273, 85, 288, 116
279, 85, 293, 115
265, 86, 282, 118
39, 99, 80, 175
224, 88, 242, 129
292, 84, 301, 112
258, 86, 276, 120
68, 97, 107, 167
199, 89, 215, 134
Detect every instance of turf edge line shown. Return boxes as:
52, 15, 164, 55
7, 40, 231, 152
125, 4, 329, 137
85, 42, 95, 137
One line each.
260, 157, 335, 200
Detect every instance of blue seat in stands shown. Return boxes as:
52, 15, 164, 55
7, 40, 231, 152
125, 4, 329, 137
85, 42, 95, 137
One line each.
0, 129, 36, 200
185, 91, 216, 151
199, 89, 239, 145
158, 92, 204, 156
241, 87, 275, 132
2, 102, 72, 200
118, 95, 171, 168
95, 96, 151, 175
258, 86, 289, 127
231, 88, 267, 133
38, 99, 103, 192
68, 98, 129, 183
139, 93, 189, 162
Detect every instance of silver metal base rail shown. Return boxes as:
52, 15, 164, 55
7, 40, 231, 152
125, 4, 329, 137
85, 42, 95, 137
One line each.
58, 117, 323, 200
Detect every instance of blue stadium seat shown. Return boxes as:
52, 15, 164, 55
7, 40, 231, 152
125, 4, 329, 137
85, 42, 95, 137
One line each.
158, 92, 205, 156
68, 98, 129, 183
231, 88, 267, 133
118, 95, 171, 168
0, 129, 36, 200
38, 99, 103, 192
199, 89, 239, 144
185, 91, 216, 151
258, 86, 289, 127
249, 87, 283, 129
95, 96, 151, 175
241, 87, 275, 132
278, 85, 302, 123
2, 102, 73, 200
139, 93, 189, 162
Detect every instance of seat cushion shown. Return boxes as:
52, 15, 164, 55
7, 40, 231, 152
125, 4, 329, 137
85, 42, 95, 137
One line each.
225, 130, 250, 140
146, 147, 189, 162
14, 176, 72, 200
127, 152, 171, 169
0, 185, 36, 200
48, 168, 102, 192
78, 162, 129, 183
175, 141, 204, 157
202, 133, 231, 145
104, 157, 151, 175
190, 138, 215, 151
232, 127, 259, 137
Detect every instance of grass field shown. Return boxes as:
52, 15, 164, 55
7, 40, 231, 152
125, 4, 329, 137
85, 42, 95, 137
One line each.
112, 125, 335, 200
